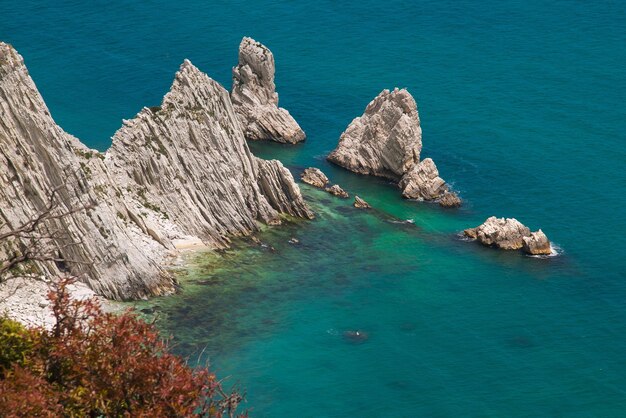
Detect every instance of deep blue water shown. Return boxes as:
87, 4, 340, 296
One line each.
2, 1, 625, 416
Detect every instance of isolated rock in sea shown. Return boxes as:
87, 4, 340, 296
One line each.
464, 217, 531, 250
0, 42, 312, 306
438, 192, 462, 208
326, 184, 349, 198
353, 196, 371, 209
328, 88, 421, 179
522, 230, 552, 255
327, 88, 460, 204
231, 37, 305, 144
300, 167, 329, 188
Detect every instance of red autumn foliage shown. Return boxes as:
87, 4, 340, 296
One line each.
0, 277, 246, 417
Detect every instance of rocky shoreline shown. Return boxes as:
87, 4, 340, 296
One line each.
0, 38, 314, 324
0, 37, 555, 327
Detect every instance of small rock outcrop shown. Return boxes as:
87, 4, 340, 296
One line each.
325, 184, 349, 198
0, 42, 312, 303
300, 167, 329, 189
438, 192, 462, 208
522, 230, 552, 255
464, 217, 551, 254
353, 196, 371, 209
399, 158, 446, 200
327, 88, 460, 205
231, 37, 305, 144
464, 217, 531, 250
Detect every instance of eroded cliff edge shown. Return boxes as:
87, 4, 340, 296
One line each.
0, 42, 312, 301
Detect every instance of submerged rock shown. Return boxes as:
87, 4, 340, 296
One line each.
325, 184, 349, 198
0, 42, 312, 304
343, 330, 369, 343
464, 217, 535, 251
300, 167, 329, 188
353, 196, 371, 209
522, 230, 552, 255
327, 88, 460, 205
231, 37, 305, 144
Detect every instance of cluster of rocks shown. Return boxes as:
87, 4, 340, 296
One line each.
327, 88, 461, 208
300, 167, 373, 208
323, 87, 549, 253
464, 217, 552, 255
0, 40, 313, 305
300, 167, 349, 198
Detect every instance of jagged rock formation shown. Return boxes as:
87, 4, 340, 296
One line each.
464, 217, 550, 254
0, 42, 312, 302
325, 184, 349, 198
231, 37, 305, 144
522, 230, 552, 255
327, 88, 460, 206
353, 196, 371, 209
107, 60, 313, 249
300, 167, 329, 189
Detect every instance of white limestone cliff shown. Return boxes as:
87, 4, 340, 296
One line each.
0, 42, 312, 306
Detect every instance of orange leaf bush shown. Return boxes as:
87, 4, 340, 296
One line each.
0, 277, 245, 417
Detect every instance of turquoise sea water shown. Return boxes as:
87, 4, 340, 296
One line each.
2, 1, 625, 416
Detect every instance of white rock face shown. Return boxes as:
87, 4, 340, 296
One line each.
107, 60, 313, 249
328, 88, 421, 180
0, 42, 313, 306
231, 37, 305, 143
0, 42, 172, 301
464, 217, 532, 250
328, 88, 460, 206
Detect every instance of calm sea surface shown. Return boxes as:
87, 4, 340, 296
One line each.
2, 1, 625, 416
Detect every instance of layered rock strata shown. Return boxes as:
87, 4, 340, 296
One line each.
231, 37, 305, 144
0, 42, 312, 302
327, 88, 460, 207
464, 217, 551, 254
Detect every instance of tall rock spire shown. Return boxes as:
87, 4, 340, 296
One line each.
231, 37, 306, 144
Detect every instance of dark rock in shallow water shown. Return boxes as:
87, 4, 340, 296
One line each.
325, 184, 349, 198
343, 330, 369, 343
